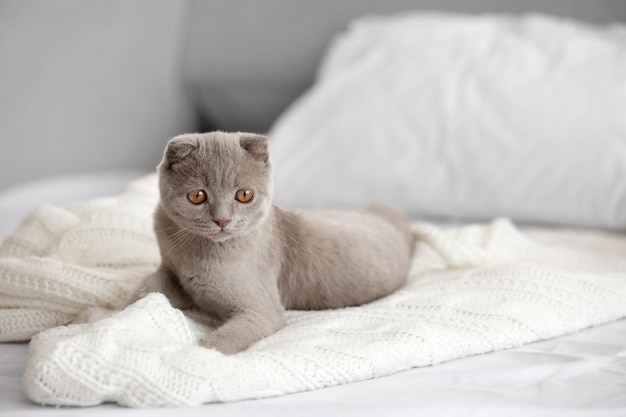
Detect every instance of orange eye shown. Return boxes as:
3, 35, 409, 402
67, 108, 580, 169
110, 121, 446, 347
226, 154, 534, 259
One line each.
188, 189, 207, 204
235, 189, 254, 203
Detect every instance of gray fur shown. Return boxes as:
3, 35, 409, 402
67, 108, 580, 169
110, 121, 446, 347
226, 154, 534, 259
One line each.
130, 131, 414, 354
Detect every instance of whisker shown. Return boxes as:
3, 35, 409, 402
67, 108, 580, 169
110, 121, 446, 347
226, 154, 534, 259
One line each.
164, 223, 201, 256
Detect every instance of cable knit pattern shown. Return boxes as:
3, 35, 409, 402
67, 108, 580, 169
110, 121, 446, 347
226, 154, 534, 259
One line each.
1, 175, 626, 407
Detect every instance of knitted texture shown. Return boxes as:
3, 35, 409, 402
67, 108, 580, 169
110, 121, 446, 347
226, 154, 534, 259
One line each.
1, 175, 626, 407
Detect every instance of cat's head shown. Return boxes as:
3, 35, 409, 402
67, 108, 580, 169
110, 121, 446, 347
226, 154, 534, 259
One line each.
157, 131, 273, 242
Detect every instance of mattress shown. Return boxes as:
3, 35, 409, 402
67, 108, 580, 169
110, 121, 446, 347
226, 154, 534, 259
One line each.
1, 172, 625, 416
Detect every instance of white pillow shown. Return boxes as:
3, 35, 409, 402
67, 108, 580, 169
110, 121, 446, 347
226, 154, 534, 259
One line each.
268, 12, 626, 229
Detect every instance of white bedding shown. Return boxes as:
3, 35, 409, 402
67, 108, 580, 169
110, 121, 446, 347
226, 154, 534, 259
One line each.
1, 173, 626, 416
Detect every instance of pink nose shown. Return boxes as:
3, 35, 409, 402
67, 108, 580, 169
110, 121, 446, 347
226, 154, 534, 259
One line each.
212, 218, 231, 229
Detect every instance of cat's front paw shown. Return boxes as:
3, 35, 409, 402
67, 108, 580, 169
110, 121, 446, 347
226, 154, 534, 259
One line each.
198, 311, 285, 354
200, 333, 243, 355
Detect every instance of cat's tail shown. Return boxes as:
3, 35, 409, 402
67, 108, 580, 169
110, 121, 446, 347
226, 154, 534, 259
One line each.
364, 205, 415, 257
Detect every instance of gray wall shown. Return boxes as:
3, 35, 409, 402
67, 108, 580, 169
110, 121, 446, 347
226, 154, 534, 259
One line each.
0, 0, 195, 191
184, 0, 626, 133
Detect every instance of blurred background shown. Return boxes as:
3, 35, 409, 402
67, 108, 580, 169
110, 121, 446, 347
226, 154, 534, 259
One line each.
1, 0, 625, 192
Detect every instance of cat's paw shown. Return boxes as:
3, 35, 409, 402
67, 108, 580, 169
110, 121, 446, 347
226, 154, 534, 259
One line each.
199, 333, 243, 355
198, 312, 285, 354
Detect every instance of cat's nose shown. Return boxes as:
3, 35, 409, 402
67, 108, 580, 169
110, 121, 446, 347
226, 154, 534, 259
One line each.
212, 218, 231, 229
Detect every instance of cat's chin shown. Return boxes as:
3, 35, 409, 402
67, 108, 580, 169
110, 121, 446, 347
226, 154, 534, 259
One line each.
195, 224, 257, 242
203, 230, 237, 242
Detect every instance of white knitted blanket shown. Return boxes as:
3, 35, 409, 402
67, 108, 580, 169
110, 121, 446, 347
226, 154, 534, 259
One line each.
1, 175, 626, 407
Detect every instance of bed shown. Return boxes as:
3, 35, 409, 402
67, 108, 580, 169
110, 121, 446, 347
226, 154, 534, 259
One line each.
2, 173, 626, 417
2, 2, 626, 416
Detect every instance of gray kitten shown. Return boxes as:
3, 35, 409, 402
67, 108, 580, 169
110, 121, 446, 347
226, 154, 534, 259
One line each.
131, 131, 414, 354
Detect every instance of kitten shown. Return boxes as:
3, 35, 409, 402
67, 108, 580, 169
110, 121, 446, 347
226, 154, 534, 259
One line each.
130, 131, 414, 354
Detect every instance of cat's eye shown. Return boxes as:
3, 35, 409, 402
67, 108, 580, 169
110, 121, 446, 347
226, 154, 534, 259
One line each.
188, 189, 207, 204
235, 189, 254, 203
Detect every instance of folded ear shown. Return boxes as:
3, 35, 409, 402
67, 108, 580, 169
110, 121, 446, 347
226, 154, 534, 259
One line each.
239, 134, 269, 163
163, 136, 197, 168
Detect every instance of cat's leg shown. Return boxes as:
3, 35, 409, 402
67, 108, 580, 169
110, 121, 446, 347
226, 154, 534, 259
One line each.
200, 305, 286, 354
127, 267, 193, 310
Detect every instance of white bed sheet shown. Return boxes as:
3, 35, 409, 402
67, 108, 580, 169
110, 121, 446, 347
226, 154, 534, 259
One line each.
1, 172, 625, 417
